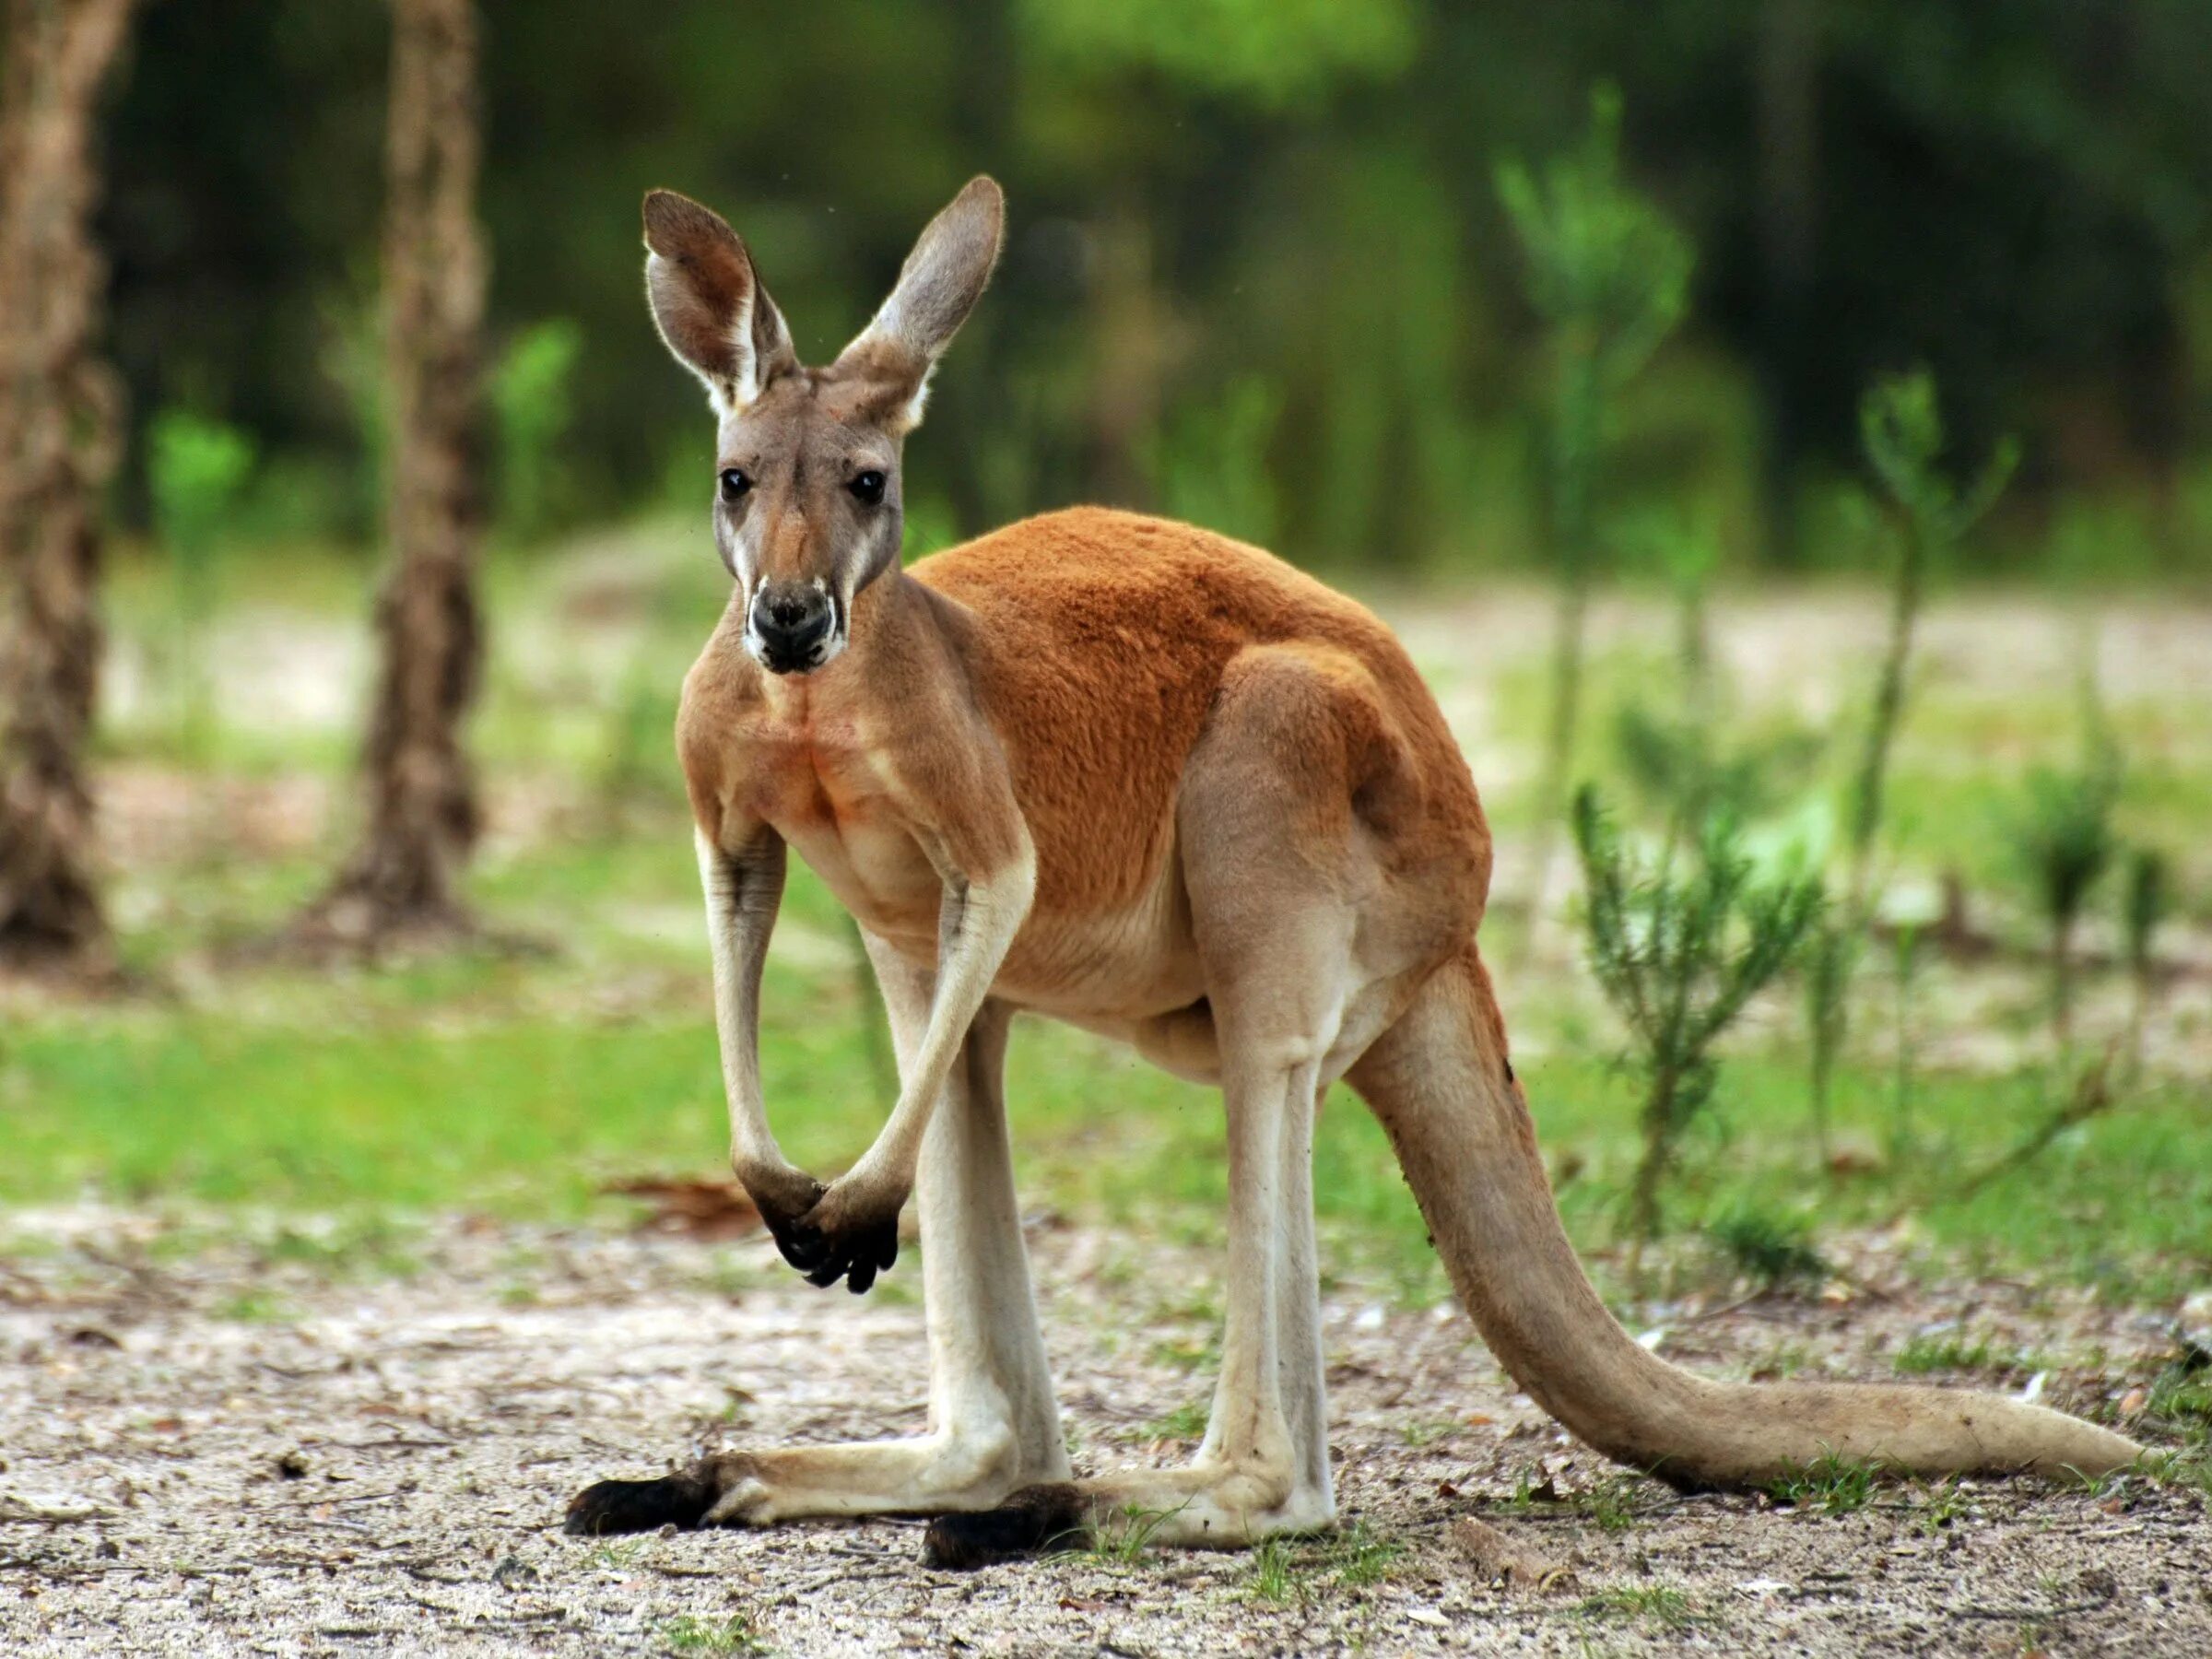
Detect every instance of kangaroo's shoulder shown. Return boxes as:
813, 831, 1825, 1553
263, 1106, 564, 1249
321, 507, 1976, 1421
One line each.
911, 506, 1382, 637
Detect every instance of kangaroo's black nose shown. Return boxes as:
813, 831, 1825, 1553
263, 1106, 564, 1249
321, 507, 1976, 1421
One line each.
748, 583, 834, 673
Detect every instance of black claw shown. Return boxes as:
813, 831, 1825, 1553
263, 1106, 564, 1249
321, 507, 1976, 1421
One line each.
562, 1470, 717, 1536
921, 1484, 1088, 1570
846, 1259, 877, 1295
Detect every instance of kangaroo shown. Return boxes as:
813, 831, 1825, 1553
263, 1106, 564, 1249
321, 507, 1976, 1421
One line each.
564, 177, 2140, 1564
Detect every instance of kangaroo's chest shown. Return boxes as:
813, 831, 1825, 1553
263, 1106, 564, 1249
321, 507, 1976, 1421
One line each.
737, 717, 944, 944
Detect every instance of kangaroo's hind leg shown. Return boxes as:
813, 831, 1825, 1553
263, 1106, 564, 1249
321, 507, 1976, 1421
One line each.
565, 947, 1067, 1533
923, 643, 1453, 1566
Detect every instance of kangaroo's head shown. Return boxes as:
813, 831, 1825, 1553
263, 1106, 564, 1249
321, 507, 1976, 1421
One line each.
641, 178, 1004, 676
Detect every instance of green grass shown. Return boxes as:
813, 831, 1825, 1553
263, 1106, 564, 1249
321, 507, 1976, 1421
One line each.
1577, 1584, 1694, 1629
1767, 1453, 1882, 1516
1892, 1331, 2028, 1377
7, 546, 2209, 1317
654, 1612, 768, 1656
4, 912, 2208, 1304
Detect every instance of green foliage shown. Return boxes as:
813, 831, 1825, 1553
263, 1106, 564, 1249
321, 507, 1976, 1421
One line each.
1859, 371, 2019, 552
1705, 1202, 1827, 1292
150, 410, 258, 564
490, 318, 583, 542
1016, 0, 1416, 111
1143, 376, 1281, 547
1495, 88, 1695, 391
148, 410, 256, 751
1572, 785, 1822, 1264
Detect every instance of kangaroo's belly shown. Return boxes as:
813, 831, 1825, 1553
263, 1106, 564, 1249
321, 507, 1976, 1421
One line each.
787, 811, 1206, 1027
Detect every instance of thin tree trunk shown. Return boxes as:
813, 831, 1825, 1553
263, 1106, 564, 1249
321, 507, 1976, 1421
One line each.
0, 0, 136, 976
300, 0, 487, 950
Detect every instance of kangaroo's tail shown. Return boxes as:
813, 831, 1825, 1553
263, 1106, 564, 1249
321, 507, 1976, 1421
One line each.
1346, 944, 2140, 1488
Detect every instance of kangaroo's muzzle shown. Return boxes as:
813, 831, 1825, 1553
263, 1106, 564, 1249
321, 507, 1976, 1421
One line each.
747, 582, 838, 675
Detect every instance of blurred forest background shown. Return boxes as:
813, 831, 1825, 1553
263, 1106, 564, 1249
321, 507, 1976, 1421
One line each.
96, 0, 2212, 577
0, 0, 2206, 1349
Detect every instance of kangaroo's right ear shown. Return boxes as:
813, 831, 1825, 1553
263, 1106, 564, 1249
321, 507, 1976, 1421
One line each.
641, 190, 798, 416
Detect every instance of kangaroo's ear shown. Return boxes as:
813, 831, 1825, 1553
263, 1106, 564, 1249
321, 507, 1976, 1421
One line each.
833, 176, 1004, 435
641, 189, 798, 416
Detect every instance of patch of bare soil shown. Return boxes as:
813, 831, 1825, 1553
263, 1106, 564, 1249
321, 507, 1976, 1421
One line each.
1, 1211, 2205, 1657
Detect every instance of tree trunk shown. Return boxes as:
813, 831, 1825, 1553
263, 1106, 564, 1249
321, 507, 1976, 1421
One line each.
301, 0, 488, 951
0, 0, 136, 976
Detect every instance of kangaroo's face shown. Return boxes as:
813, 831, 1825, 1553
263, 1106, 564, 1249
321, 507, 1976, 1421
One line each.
641, 180, 1005, 676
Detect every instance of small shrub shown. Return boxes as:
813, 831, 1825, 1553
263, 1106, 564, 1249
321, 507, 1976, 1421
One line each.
2120, 847, 2170, 1076
2004, 759, 2121, 1053
1705, 1204, 1827, 1292
1572, 786, 1822, 1273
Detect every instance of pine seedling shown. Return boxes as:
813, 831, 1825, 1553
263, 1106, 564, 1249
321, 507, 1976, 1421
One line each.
1847, 370, 2016, 911
2004, 757, 2121, 1057
1802, 910, 1857, 1171
2120, 847, 2170, 1078
1498, 86, 1694, 927
1571, 785, 1823, 1279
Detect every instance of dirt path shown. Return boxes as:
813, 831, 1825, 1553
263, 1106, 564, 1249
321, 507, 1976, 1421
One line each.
2, 1210, 2206, 1656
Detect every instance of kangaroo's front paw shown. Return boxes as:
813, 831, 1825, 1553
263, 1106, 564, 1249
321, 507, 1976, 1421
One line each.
737, 1163, 829, 1276
782, 1180, 903, 1294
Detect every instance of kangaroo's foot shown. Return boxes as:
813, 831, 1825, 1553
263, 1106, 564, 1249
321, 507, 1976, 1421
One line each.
564, 1419, 1065, 1537
921, 1459, 1335, 1569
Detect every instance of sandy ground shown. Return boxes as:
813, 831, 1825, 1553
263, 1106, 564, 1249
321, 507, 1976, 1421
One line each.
1, 1210, 2205, 1657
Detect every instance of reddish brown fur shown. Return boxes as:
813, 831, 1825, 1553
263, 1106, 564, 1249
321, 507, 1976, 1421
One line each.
680, 505, 1487, 985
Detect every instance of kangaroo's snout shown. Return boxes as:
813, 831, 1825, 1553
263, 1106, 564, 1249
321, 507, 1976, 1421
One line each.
748, 582, 838, 675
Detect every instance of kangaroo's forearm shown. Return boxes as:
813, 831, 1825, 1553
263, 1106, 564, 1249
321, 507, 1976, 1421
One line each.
698, 823, 802, 1189
841, 839, 1035, 1195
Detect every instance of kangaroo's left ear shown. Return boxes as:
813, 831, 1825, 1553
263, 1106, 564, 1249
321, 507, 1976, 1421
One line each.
833, 176, 1004, 435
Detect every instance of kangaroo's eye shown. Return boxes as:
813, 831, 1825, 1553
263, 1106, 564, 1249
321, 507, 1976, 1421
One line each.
848, 469, 886, 506
719, 467, 752, 502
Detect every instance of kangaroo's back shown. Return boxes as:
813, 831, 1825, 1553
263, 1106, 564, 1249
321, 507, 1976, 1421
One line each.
910, 505, 1490, 918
